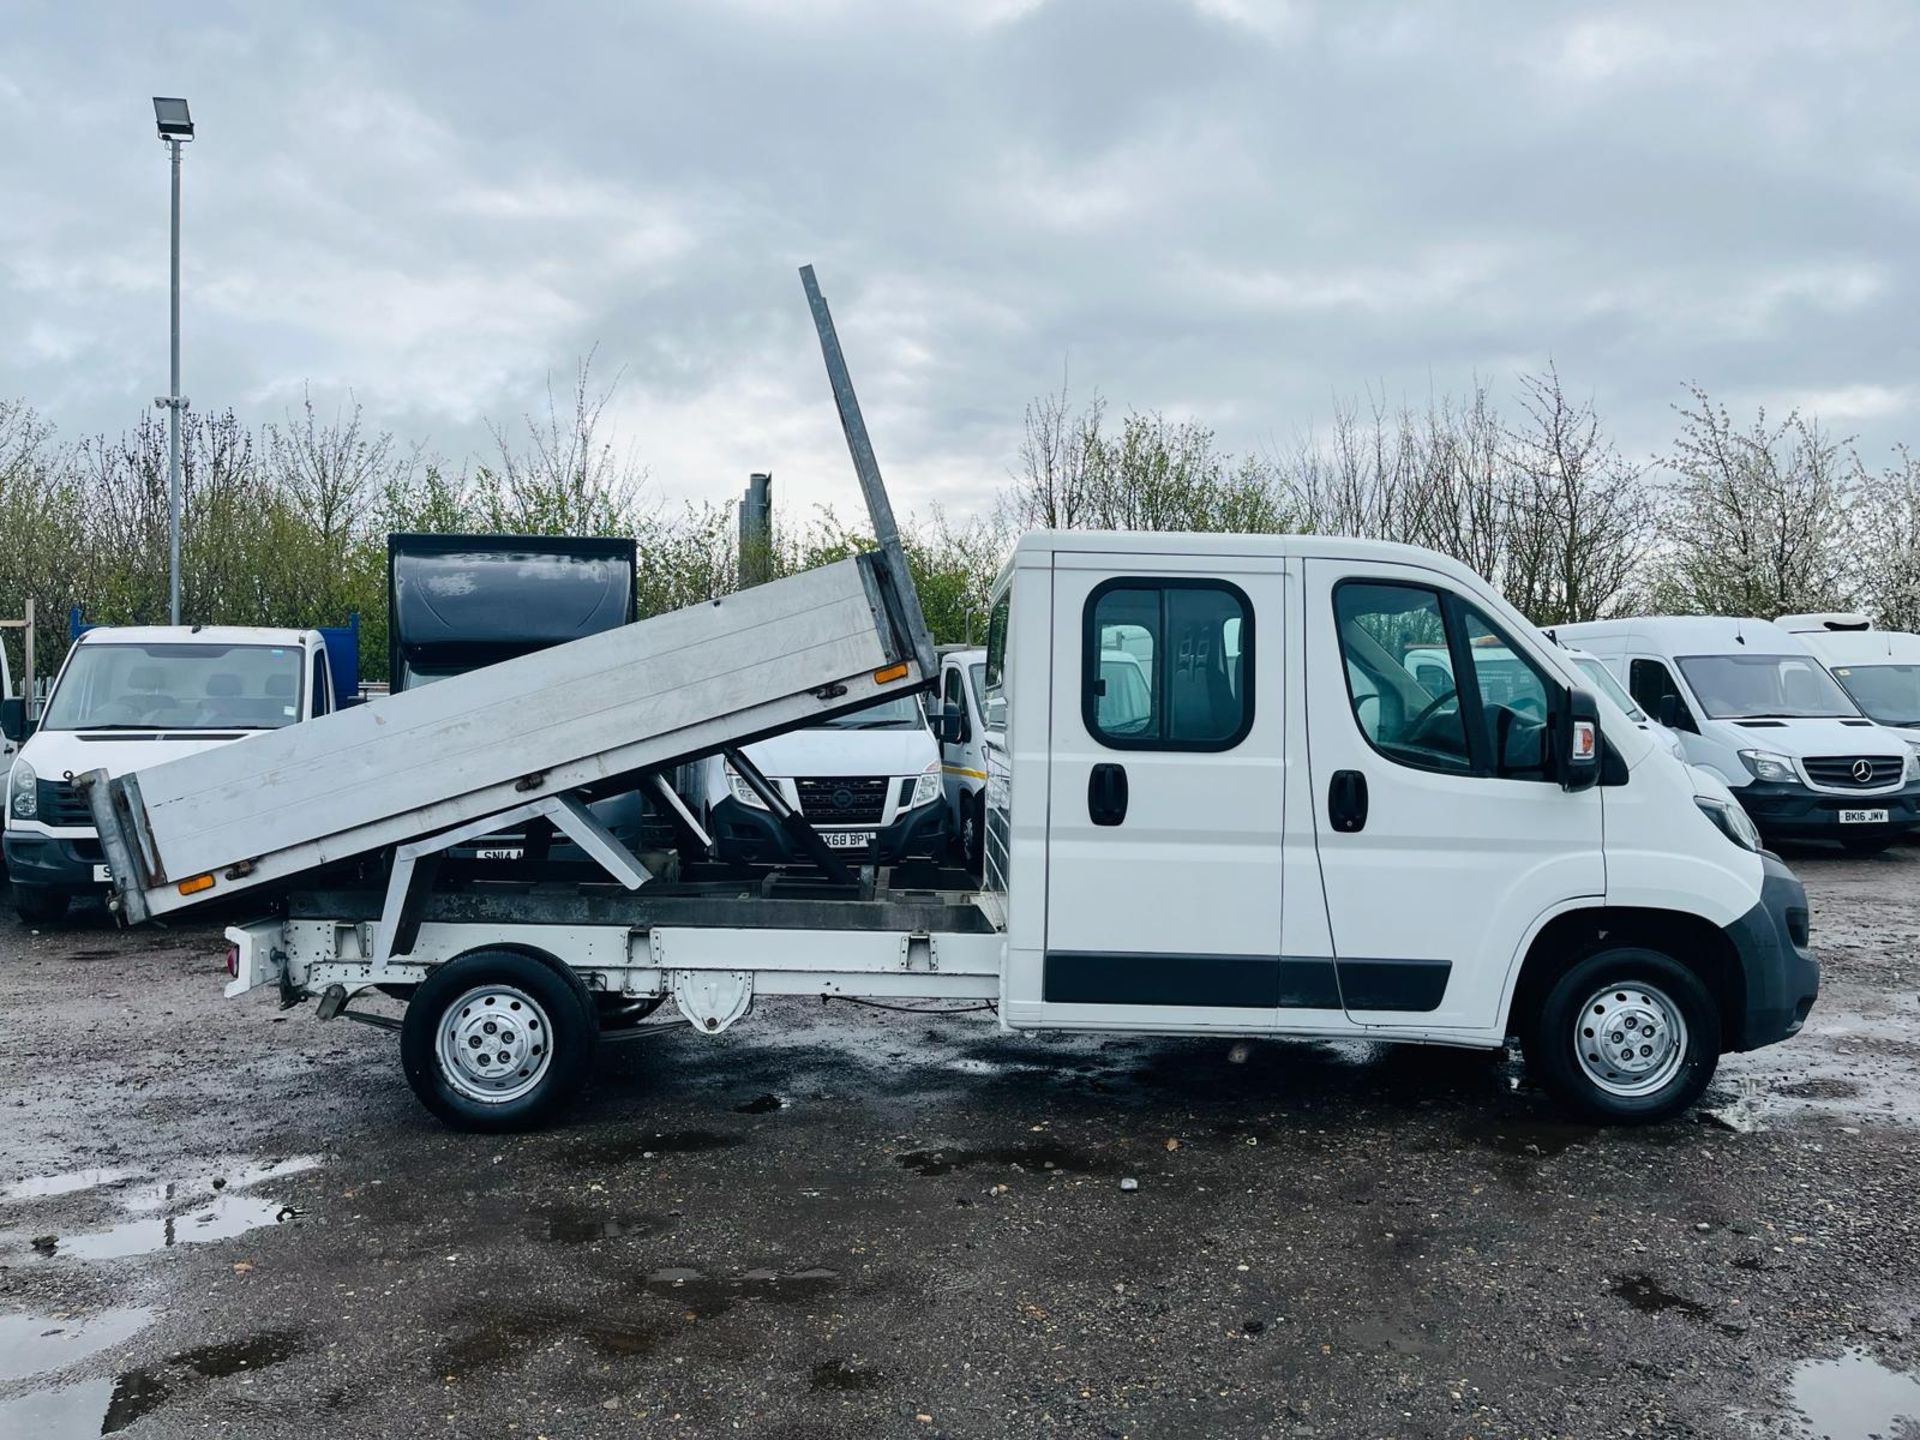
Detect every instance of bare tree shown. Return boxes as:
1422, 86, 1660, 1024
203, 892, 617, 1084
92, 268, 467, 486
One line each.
1003, 370, 1103, 531
1648, 386, 1860, 617
1501, 366, 1655, 624
480, 350, 647, 536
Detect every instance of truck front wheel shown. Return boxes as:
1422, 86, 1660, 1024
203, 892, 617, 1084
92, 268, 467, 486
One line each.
13, 884, 69, 925
1524, 947, 1720, 1124
400, 949, 597, 1132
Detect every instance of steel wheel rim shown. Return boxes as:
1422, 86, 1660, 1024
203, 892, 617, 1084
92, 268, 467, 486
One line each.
435, 984, 554, 1104
1574, 982, 1687, 1098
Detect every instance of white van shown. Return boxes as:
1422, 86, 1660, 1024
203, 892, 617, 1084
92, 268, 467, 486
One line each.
936, 646, 991, 871
679, 691, 948, 866
2, 626, 339, 921
1776, 613, 1920, 752
1556, 616, 1920, 851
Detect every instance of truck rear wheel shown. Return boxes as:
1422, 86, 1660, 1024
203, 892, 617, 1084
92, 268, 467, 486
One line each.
400, 949, 597, 1132
1524, 946, 1720, 1124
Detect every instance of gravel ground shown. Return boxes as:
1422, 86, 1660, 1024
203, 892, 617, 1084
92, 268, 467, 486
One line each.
1, 848, 1917, 1439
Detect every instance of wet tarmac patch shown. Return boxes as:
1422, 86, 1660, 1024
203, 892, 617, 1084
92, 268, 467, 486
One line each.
734, 1092, 787, 1113
1611, 1273, 1711, 1321
15, 1157, 320, 1262
437, 1303, 673, 1377
1787, 1347, 1920, 1438
565, 1130, 740, 1166
0, 1306, 153, 1383
1469, 1118, 1601, 1158
894, 1141, 1103, 1177
641, 1265, 841, 1317
1776, 1076, 1863, 1100
810, 1357, 885, 1392
538, 1207, 670, 1244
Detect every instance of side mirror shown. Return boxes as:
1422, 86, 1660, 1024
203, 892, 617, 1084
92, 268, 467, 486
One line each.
936, 700, 969, 747
0, 697, 33, 744
1558, 686, 1601, 792
1657, 692, 1680, 728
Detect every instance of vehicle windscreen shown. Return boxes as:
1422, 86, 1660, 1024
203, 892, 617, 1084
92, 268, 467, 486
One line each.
43, 643, 304, 731
812, 693, 925, 731
1829, 663, 1920, 727
1676, 653, 1858, 720
1572, 657, 1646, 721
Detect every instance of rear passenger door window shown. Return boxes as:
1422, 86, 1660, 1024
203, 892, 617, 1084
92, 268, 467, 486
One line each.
1083, 580, 1252, 750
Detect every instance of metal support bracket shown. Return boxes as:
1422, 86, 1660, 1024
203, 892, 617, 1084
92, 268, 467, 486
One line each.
721, 746, 855, 885
375, 794, 654, 964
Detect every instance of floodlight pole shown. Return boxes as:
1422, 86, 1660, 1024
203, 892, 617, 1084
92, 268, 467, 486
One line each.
163, 136, 184, 626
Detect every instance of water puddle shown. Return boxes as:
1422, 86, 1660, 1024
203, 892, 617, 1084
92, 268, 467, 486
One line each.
0, 1307, 153, 1383
893, 1141, 1102, 1178
3, 1168, 139, 1202
810, 1357, 885, 1392
1787, 1347, 1920, 1438
1611, 1273, 1710, 1321
14, 1156, 321, 1262
641, 1265, 841, 1317
437, 1304, 669, 1377
0, 1330, 300, 1438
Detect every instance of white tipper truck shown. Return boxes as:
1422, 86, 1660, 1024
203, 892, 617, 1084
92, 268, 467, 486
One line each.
82, 269, 1820, 1133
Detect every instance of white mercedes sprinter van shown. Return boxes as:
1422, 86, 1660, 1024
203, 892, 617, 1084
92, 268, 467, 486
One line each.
1556, 616, 1920, 851
1777, 613, 1920, 753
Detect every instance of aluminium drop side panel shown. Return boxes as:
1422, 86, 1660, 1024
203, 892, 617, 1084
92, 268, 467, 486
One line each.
91, 555, 920, 920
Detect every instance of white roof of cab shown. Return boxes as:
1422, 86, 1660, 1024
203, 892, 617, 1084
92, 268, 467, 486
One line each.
1555, 615, 1816, 657
1006, 529, 1489, 588
1796, 628, 1920, 666
75, 624, 314, 648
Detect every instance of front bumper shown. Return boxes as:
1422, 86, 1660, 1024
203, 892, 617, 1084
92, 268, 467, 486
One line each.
1732, 777, 1920, 839
708, 795, 948, 867
1721, 851, 1819, 1051
3, 829, 107, 892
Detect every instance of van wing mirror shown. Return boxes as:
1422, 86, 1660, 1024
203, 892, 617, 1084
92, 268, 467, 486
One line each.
1558, 686, 1601, 792
1657, 692, 1680, 728
937, 700, 969, 746
0, 697, 32, 744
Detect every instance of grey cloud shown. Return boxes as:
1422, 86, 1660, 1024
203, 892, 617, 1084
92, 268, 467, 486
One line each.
3, 0, 1918, 522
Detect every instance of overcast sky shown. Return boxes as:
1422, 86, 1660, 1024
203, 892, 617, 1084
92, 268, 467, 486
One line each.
4, 1, 1917, 524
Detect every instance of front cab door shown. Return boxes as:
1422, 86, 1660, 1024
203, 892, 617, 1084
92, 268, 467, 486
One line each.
1304, 560, 1604, 1032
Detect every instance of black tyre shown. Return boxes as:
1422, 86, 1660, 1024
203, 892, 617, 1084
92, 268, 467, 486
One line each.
1840, 833, 1895, 856
13, 884, 69, 925
1524, 946, 1720, 1124
400, 948, 597, 1132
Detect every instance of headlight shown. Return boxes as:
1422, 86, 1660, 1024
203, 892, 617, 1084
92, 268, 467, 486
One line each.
8, 758, 36, 821
909, 762, 941, 809
1696, 796, 1762, 852
1738, 749, 1797, 784
724, 763, 769, 811
1906, 739, 1920, 782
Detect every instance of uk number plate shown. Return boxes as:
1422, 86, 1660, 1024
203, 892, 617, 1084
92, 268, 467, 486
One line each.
474, 847, 525, 861
91, 864, 112, 883
822, 830, 874, 850
1839, 809, 1889, 825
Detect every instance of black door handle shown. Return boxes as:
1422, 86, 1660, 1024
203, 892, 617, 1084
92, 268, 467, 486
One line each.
1328, 769, 1369, 833
1089, 763, 1129, 826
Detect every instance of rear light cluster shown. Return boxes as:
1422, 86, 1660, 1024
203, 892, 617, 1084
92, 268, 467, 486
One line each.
225, 944, 239, 979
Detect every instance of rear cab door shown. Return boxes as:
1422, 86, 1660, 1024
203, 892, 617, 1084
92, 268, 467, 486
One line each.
1029, 546, 1341, 1033
1304, 558, 1604, 1035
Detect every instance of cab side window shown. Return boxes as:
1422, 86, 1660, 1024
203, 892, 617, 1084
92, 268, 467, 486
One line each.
982, 593, 1011, 732
1629, 658, 1695, 732
941, 666, 968, 743
1458, 606, 1550, 779
1083, 579, 1252, 750
309, 650, 330, 718
1333, 583, 1472, 771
